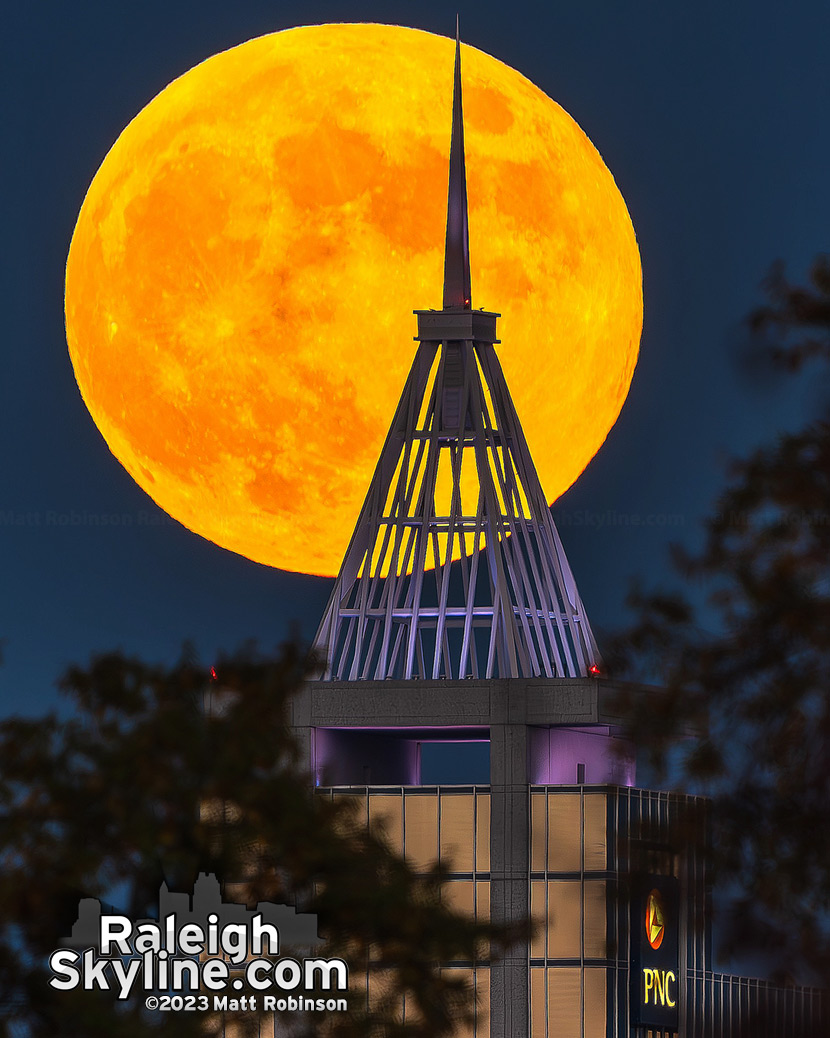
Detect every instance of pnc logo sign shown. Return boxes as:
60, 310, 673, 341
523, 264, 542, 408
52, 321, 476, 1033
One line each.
643, 966, 677, 1007
631, 875, 679, 1029
645, 889, 665, 950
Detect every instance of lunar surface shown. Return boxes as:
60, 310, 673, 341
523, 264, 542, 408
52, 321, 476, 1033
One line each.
65, 24, 642, 575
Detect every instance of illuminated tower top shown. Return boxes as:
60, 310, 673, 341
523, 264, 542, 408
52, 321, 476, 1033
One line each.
313, 27, 599, 681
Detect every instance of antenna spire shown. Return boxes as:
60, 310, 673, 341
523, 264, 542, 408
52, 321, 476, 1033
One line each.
442, 18, 472, 310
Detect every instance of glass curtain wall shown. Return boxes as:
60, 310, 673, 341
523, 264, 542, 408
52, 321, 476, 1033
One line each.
321, 786, 491, 1037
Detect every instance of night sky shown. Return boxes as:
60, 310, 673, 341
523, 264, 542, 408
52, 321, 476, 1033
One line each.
4, 0, 829, 718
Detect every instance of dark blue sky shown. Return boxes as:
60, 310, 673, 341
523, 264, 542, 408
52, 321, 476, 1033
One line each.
3, 0, 829, 716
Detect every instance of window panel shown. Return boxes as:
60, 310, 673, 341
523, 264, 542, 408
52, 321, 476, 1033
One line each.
404, 793, 439, 870
530, 966, 546, 1038
476, 793, 490, 872
547, 967, 581, 1038
531, 792, 546, 872
583, 881, 607, 958
476, 881, 490, 924
584, 967, 607, 1038
440, 968, 475, 1038
331, 790, 367, 834
547, 795, 581, 872
367, 969, 402, 1021
530, 881, 546, 959
256, 1013, 275, 1038
440, 793, 475, 871
346, 968, 368, 1013
476, 968, 490, 1038
547, 881, 581, 959
402, 987, 424, 1026
443, 879, 475, 918
583, 794, 607, 871
369, 794, 403, 855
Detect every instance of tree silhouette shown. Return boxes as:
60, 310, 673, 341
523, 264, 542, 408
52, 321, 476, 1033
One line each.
0, 641, 523, 1037
610, 255, 830, 983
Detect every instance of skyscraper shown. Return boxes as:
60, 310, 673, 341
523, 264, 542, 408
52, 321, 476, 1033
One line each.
291, 27, 826, 1038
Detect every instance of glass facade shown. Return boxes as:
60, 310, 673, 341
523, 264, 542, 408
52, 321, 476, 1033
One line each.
529, 789, 610, 1038
295, 784, 828, 1038
321, 787, 491, 1035
319, 786, 696, 1038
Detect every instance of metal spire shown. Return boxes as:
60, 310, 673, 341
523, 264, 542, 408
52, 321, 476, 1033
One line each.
442, 18, 472, 310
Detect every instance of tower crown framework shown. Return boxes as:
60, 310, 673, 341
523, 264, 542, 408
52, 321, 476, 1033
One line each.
313, 27, 599, 681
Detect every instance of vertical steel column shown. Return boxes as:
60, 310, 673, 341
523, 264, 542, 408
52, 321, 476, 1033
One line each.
488, 684, 530, 1038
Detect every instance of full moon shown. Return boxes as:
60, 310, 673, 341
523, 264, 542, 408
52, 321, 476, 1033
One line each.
65, 24, 642, 576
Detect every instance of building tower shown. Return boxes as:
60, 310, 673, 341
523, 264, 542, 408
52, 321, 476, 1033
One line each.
292, 27, 828, 1038
300, 28, 634, 1036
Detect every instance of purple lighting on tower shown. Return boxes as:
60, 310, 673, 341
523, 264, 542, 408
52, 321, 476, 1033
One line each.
312, 724, 634, 788
529, 727, 636, 786
312, 726, 489, 786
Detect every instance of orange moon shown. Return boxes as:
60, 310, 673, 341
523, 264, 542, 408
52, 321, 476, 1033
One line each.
65, 24, 642, 576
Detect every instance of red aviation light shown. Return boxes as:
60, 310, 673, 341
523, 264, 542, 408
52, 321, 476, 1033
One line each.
589, 664, 602, 676
210, 666, 217, 681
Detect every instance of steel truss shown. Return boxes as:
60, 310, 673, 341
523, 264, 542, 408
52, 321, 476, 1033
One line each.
313, 320, 600, 681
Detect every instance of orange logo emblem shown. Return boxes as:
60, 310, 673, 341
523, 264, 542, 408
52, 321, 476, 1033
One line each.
645, 889, 665, 950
